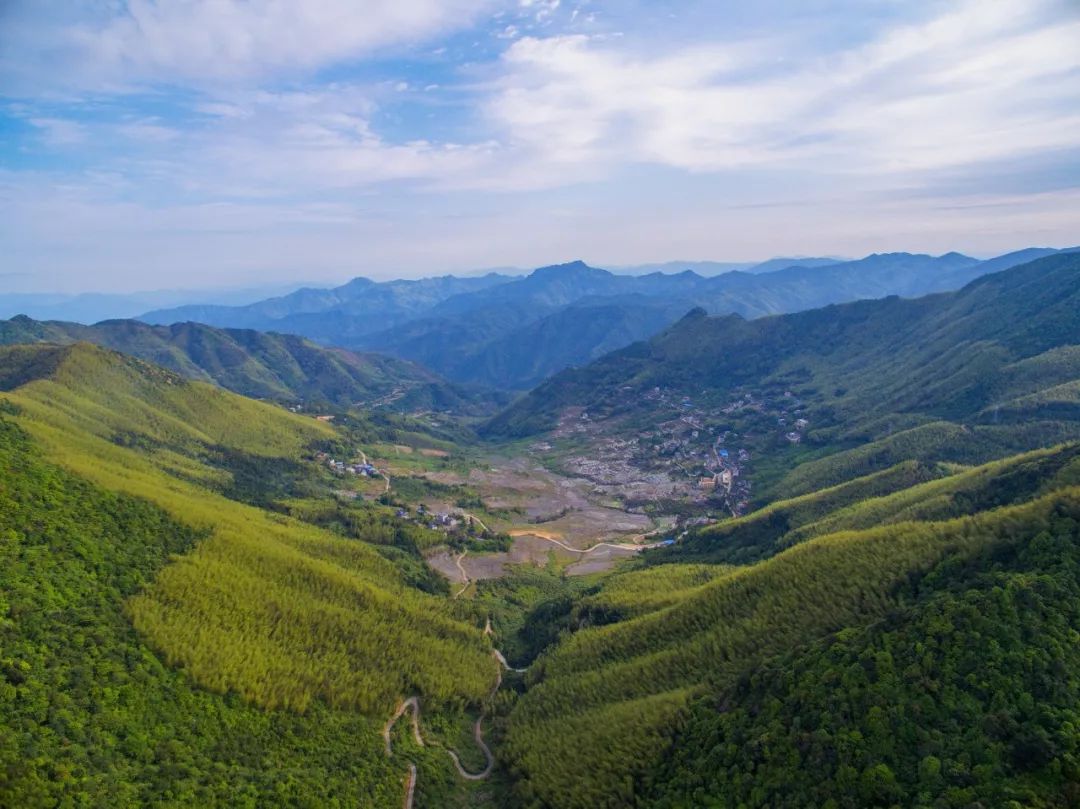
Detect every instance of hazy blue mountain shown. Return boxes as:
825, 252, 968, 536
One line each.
484, 251, 1080, 442
743, 256, 845, 273
0, 284, 304, 324
139, 247, 1079, 391
141, 272, 519, 336
358, 250, 1069, 388
608, 260, 755, 276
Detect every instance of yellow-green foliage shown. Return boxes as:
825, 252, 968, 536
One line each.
4, 342, 334, 456
579, 563, 735, 620
781, 442, 1080, 546
505, 487, 1080, 808
777, 422, 980, 496
990, 379, 1080, 421
676, 460, 945, 563
997, 345, 1080, 398
4, 343, 497, 716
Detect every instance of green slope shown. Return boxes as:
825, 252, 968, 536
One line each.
661, 444, 1080, 565
0, 417, 410, 807
0, 343, 497, 718
648, 515, 1080, 808
503, 479, 1080, 808
0, 315, 492, 413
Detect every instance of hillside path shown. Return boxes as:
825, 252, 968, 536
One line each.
384, 624, 528, 804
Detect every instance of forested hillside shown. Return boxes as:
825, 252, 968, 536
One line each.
499, 455, 1080, 808
0, 343, 514, 804
0, 316, 491, 413
649, 517, 1080, 807
486, 253, 1080, 480
0, 417, 414, 806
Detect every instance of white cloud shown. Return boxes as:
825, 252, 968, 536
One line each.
3, 0, 1078, 292
485, 0, 1080, 180
3, 0, 497, 90
27, 117, 86, 146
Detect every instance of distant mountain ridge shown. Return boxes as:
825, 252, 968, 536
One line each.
485, 251, 1080, 458
140, 247, 1078, 390
142, 272, 519, 337
0, 315, 493, 413
0, 283, 306, 324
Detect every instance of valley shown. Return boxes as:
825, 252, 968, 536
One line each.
7, 3, 1079, 806
4, 252, 1080, 809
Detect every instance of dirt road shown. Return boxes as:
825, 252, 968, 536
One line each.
384, 635, 527, 804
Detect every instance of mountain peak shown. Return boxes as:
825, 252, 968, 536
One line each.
528, 260, 604, 279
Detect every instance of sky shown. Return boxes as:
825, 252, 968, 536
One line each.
1, 0, 1078, 293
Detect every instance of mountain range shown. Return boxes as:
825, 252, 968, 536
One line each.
486, 251, 1080, 494
0, 283, 306, 324
141, 247, 1077, 390
0, 315, 494, 414
5, 249, 1080, 807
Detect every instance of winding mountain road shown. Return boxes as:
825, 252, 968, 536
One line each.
384, 631, 527, 806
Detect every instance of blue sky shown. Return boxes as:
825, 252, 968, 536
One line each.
1, 0, 1078, 292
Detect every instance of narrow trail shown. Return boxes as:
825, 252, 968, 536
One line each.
493, 648, 527, 673
382, 697, 423, 755
402, 764, 417, 809
509, 530, 663, 556
458, 511, 490, 533
385, 623, 529, 804
452, 551, 470, 599
357, 449, 391, 493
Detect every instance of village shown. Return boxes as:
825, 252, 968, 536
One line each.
315, 449, 507, 545
540, 383, 813, 531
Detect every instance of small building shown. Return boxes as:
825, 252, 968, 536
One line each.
699, 476, 716, 490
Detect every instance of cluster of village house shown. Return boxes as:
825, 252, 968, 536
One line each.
315, 451, 486, 535
316, 452, 380, 478
394, 504, 471, 533
545, 384, 814, 522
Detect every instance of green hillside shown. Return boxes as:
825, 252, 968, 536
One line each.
0, 315, 492, 413
648, 514, 1080, 807
0, 343, 497, 709
0, 417, 411, 807
657, 443, 1080, 563
502, 475, 1080, 808
487, 253, 1080, 441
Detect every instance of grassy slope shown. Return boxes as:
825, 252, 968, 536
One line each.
0, 417, 408, 808
1, 343, 497, 717
503, 476, 1080, 808
0, 316, 488, 412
